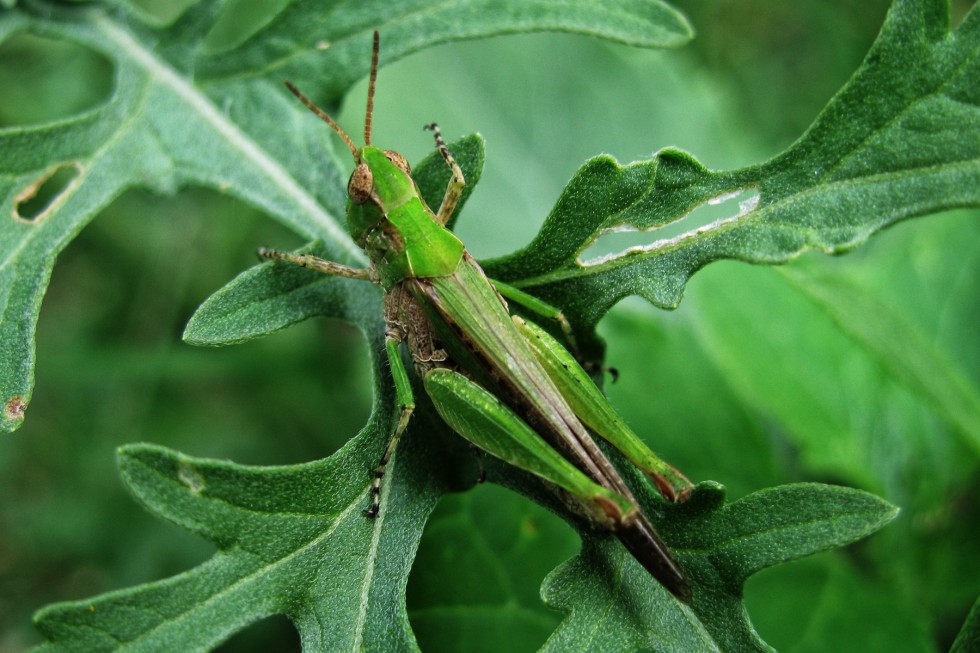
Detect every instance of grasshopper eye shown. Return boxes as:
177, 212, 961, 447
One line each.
384, 150, 411, 175
348, 163, 373, 204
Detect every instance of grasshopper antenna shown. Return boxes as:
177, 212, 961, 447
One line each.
364, 30, 380, 146
284, 80, 359, 159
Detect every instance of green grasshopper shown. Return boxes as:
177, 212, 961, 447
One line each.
261, 32, 694, 602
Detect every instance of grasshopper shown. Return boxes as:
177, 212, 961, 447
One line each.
261, 32, 694, 602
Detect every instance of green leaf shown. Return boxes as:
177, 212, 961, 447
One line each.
0, 0, 688, 432
950, 596, 980, 653
538, 483, 897, 652
5, 0, 976, 651
483, 0, 980, 353
31, 431, 439, 651
32, 447, 897, 653
182, 243, 381, 347
407, 485, 580, 651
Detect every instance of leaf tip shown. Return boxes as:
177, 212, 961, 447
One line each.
680, 480, 727, 515
116, 442, 179, 486
881, 500, 901, 526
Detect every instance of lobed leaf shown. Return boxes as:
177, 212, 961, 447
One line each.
31, 409, 452, 652
537, 483, 898, 652
0, 0, 685, 431
6, 0, 974, 651
482, 0, 980, 353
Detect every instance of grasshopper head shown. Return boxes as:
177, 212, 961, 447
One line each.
348, 146, 412, 207
345, 145, 419, 246
284, 32, 421, 247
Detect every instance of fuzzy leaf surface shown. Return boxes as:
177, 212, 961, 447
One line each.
481, 0, 980, 355
0, 0, 689, 431
5, 0, 973, 651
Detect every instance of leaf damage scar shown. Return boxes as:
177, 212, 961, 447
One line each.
580, 186, 760, 266
13, 162, 84, 223
5, 396, 27, 421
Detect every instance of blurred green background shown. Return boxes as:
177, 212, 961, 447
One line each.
1, 1, 977, 651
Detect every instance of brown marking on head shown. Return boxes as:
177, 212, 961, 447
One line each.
383, 150, 411, 175
347, 163, 374, 204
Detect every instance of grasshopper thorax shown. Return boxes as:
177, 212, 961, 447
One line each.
347, 145, 464, 289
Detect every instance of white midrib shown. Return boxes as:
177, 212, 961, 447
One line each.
96, 16, 363, 261
95, 18, 383, 649
108, 482, 381, 651
354, 472, 387, 651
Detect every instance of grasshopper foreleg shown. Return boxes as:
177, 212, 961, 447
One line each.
424, 123, 465, 225
258, 247, 375, 281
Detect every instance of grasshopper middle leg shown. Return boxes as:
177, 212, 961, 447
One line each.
364, 332, 417, 517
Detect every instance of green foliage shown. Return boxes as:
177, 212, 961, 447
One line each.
950, 597, 980, 653
482, 0, 980, 352
0, 0, 691, 433
0, 0, 977, 651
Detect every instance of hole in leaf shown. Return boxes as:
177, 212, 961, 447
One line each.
14, 163, 82, 222
579, 188, 760, 265
0, 34, 112, 127
212, 613, 300, 652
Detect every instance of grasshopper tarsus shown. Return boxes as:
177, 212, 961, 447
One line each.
364, 395, 416, 521
365, 467, 385, 519
582, 360, 620, 383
